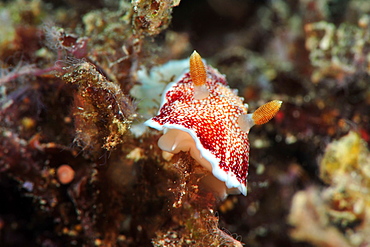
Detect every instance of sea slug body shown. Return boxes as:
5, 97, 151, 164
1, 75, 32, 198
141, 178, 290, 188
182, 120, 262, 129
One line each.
145, 51, 281, 197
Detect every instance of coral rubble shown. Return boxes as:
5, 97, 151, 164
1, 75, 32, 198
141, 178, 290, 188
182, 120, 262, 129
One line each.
289, 132, 370, 246
61, 61, 136, 153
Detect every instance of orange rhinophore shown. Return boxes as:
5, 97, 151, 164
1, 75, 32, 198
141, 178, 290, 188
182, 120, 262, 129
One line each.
189, 50, 207, 86
252, 100, 282, 125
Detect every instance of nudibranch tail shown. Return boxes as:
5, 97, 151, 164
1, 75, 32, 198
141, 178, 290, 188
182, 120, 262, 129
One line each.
190, 50, 209, 100
252, 100, 282, 125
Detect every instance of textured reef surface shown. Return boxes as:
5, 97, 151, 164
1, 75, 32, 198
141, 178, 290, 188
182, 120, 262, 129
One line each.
1, 0, 370, 246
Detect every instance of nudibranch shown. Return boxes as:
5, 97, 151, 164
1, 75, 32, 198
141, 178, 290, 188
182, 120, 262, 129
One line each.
145, 51, 282, 197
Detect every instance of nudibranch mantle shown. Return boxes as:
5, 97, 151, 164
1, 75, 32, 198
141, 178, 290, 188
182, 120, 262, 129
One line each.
145, 51, 281, 197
